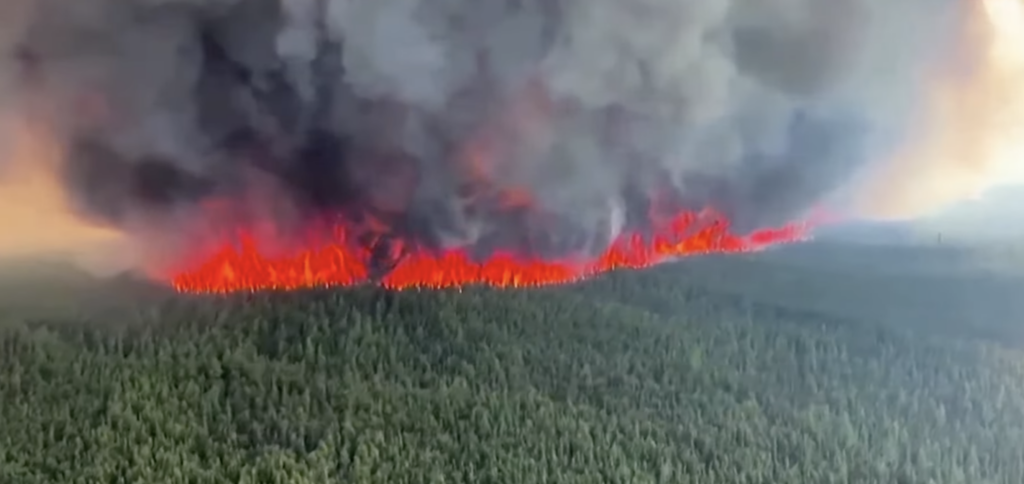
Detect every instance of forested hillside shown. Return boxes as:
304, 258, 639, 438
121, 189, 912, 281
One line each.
2, 260, 1024, 483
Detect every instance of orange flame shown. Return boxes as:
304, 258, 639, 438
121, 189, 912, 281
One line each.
169, 210, 809, 293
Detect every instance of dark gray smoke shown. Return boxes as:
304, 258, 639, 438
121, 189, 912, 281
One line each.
0, 0, 961, 261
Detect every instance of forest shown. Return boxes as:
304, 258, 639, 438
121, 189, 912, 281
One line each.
1, 249, 1024, 483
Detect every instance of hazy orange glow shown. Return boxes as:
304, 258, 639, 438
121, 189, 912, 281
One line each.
0, 117, 124, 259
860, 0, 1024, 218
170, 211, 809, 293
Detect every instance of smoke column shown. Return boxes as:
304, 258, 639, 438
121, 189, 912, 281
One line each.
0, 0, 974, 288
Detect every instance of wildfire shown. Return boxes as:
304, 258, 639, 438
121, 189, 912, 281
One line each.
0, 117, 125, 259
168, 76, 812, 295
170, 210, 809, 293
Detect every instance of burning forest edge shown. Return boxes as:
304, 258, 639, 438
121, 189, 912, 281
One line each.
168, 208, 811, 294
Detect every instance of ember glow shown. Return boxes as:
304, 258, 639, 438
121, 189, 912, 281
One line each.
170, 210, 809, 293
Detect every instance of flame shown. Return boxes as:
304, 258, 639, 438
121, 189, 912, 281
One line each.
860, 0, 1024, 218
170, 210, 809, 293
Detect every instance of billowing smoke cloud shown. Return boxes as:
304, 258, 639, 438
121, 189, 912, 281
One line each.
0, 0, 962, 272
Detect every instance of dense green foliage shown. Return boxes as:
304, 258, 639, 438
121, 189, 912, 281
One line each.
2, 261, 1024, 483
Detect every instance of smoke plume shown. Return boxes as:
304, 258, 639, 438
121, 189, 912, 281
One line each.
0, 0, 963, 275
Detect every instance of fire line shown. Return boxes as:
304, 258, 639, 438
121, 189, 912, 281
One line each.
169, 210, 810, 294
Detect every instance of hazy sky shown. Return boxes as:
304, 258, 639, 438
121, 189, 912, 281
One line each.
852, 0, 1024, 221
0, 115, 128, 264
